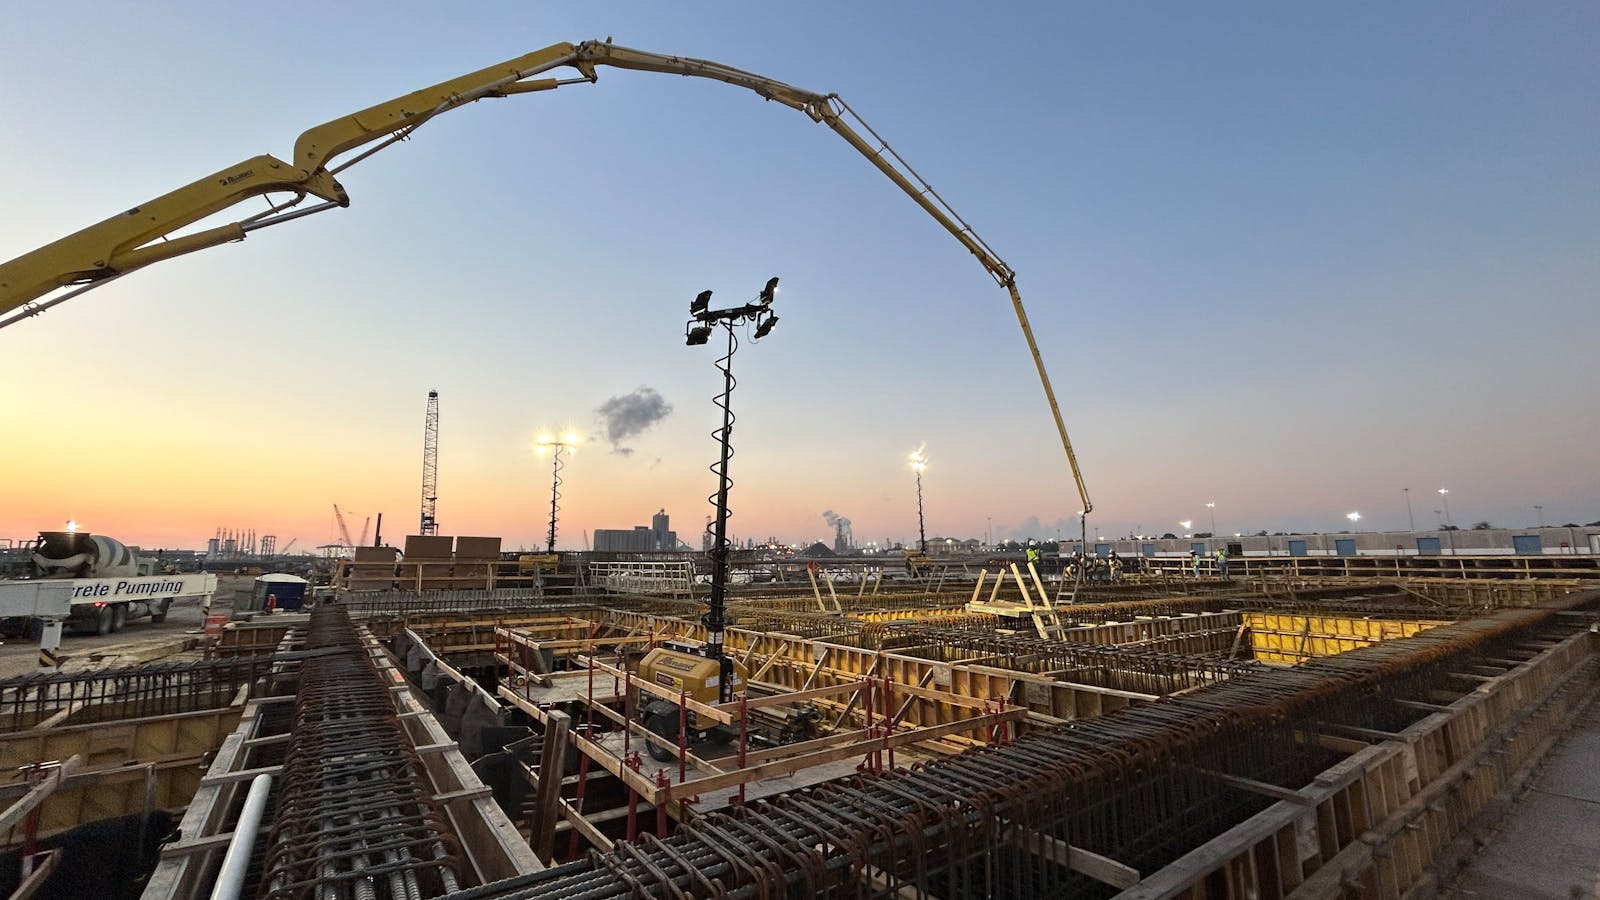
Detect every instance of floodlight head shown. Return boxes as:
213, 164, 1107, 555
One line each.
759, 276, 779, 305
754, 314, 779, 339
691, 290, 712, 315
687, 324, 713, 346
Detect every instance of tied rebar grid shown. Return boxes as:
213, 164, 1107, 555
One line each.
342, 588, 544, 617
442, 601, 1589, 900
887, 625, 1260, 694
0, 657, 271, 733
258, 605, 464, 900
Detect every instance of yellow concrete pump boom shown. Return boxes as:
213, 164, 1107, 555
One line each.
0, 39, 1092, 514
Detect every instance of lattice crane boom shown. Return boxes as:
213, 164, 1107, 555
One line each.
420, 390, 439, 535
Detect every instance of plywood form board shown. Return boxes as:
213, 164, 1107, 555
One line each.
404, 535, 455, 560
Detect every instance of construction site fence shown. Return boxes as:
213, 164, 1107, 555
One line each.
1147, 553, 1599, 582
586, 560, 696, 594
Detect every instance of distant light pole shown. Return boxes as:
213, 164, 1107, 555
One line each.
1438, 488, 1456, 555
986, 516, 993, 548
909, 447, 928, 553
1206, 502, 1217, 536
1402, 488, 1415, 532
1534, 505, 1545, 527
535, 432, 579, 553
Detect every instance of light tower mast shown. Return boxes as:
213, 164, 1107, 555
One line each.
420, 390, 439, 535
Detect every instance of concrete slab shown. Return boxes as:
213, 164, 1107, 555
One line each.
1445, 698, 1600, 900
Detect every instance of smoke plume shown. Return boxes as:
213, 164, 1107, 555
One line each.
596, 387, 673, 456
822, 510, 851, 529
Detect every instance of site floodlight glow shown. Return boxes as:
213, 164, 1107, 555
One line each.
759, 276, 779, 305
1206, 502, 1215, 509
754, 314, 779, 339
1347, 512, 1361, 523
908, 448, 927, 472
65, 519, 78, 533
690, 290, 712, 315
1179, 520, 1192, 530
1438, 488, 1448, 495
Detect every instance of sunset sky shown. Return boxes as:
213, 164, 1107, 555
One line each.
2, 2, 1596, 552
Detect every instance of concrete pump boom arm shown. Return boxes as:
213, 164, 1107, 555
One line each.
0, 39, 1091, 514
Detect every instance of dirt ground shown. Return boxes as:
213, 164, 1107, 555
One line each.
0, 574, 255, 679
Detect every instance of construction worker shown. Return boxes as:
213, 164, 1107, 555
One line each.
1215, 547, 1230, 580
1190, 550, 1201, 577
1026, 545, 1041, 570
1109, 552, 1122, 583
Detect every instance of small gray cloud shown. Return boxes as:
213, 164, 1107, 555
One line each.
596, 387, 673, 456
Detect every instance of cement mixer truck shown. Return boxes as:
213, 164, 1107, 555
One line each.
0, 531, 216, 635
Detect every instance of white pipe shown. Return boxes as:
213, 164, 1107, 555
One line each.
210, 773, 272, 900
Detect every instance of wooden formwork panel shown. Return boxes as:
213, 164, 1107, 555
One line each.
509, 610, 1148, 733
0, 707, 241, 841
0, 707, 241, 771
1117, 627, 1598, 900
1244, 612, 1448, 664
212, 623, 292, 657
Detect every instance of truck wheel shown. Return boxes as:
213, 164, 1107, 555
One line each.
645, 711, 679, 763
95, 607, 114, 636
150, 600, 171, 624
110, 605, 127, 633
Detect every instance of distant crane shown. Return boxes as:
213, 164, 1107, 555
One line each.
281, 537, 298, 554
331, 504, 355, 548
357, 516, 372, 548
420, 390, 440, 535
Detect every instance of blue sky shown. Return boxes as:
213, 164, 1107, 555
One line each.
2, 2, 1596, 549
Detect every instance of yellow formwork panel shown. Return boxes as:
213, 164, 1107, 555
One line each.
1243, 612, 1449, 665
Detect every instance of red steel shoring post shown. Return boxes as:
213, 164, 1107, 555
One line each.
863, 676, 878, 774
882, 676, 895, 771
625, 752, 641, 842
655, 768, 671, 836
623, 670, 633, 756
566, 739, 591, 859
736, 695, 749, 807
677, 690, 689, 783
520, 636, 533, 700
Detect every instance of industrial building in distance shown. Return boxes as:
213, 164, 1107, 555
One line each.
593, 508, 679, 552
